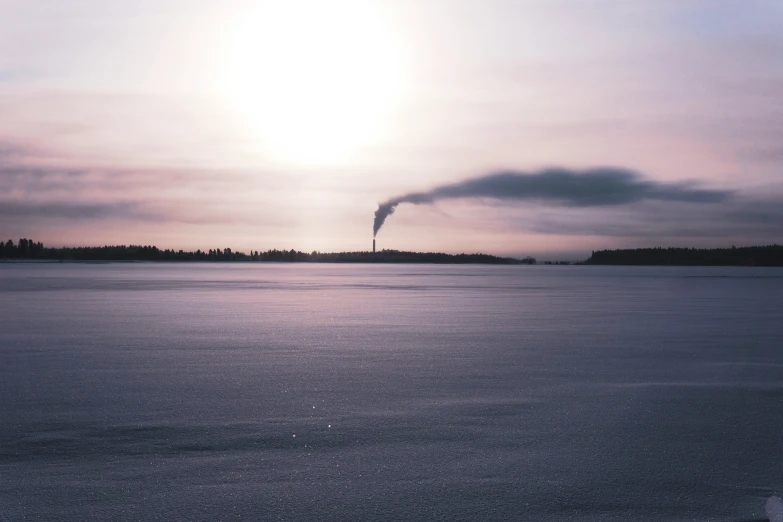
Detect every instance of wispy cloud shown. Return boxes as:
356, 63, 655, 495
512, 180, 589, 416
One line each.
0, 140, 297, 227
0, 199, 157, 221
519, 196, 783, 242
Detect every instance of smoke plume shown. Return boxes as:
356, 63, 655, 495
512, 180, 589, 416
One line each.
373, 167, 731, 237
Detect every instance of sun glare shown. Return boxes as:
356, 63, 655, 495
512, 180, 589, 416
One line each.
220, 0, 403, 165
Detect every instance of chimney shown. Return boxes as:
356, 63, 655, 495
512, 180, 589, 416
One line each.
373, 239, 376, 253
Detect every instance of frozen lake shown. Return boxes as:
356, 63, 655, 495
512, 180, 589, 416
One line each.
1, 263, 782, 521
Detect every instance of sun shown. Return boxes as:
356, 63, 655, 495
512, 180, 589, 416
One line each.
220, 0, 403, 165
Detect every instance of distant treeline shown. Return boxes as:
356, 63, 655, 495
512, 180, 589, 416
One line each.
0, 239, 534, 265
586, 245, 783, 266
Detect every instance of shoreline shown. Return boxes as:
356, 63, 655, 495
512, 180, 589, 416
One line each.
4, 259, 783, 267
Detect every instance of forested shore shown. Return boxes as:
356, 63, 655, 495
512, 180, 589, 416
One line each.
0, 239, 533, 265
585, 245, 783, 266
7, 238, 782, 266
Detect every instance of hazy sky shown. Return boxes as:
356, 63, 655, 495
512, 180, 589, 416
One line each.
2, 0, 782, 257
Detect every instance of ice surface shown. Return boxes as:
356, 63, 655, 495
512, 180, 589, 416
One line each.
1, 263, 782, 520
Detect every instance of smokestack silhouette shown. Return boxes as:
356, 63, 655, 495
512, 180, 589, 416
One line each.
373, 239, 375, 253
372, 167, 731, 237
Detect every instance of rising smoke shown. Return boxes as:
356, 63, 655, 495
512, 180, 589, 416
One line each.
373, 167, 731, 237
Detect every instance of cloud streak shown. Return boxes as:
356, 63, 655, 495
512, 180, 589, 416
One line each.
0, 199, 159, 221
373, 168, 732, 236
524, 198, 783, 241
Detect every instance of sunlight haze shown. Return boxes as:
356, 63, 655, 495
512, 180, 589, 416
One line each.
2, 0, 782, 256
